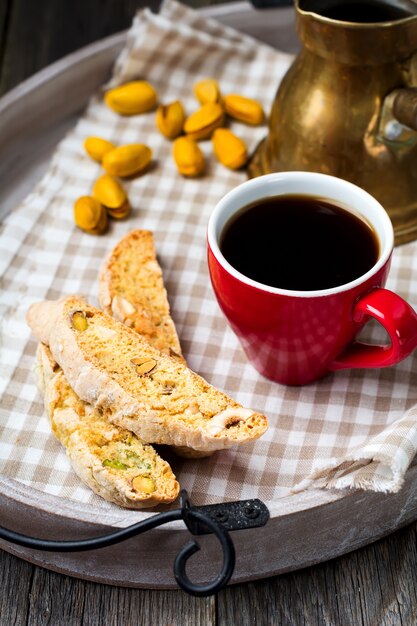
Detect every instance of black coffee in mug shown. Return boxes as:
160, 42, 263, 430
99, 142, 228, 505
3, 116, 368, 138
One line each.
220, 194, 380, 291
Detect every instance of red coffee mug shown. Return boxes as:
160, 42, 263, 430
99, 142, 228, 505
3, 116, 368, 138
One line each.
207, 172, 417, 385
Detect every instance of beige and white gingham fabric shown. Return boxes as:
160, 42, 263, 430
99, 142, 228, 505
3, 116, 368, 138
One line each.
2, 1, 417, 518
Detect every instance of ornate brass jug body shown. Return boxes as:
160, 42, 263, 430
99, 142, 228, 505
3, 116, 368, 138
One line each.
249, 0, 417, 244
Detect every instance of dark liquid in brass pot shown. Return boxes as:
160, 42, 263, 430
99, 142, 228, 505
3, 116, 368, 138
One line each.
220, 195, 379, 291
300, 0, 413, 22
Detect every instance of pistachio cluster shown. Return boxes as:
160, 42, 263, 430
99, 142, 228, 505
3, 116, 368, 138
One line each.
74, 78, 265, 234
75, 137, 152, 234
104, 78, 265, 178
166, 78, 265, 177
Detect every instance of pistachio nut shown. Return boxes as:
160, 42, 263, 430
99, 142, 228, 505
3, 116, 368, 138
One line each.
184, 102, 225, 141
131, 357, 157, 375
104, 81, 157, 116
83, 137, 115, 162
74, 196, 108, 235
156, 100, 185, 139
212, 128, 248, 170
193, 78, 222, 105
102, 144, 152, 178
107, 200, 131, 220
89, 209, 109, 235
132, 475, 156, 493
71, 311, 88, 332
102, 459, 127, 470
172, 136, 205, 177
92, 174, 131, 219
224, 94, 265, 125
93, 174, 127, 209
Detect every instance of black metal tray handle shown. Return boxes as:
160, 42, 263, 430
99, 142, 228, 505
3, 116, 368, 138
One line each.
0, 490, 269, 596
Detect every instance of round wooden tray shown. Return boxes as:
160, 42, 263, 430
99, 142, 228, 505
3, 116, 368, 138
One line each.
2, 1, 417, 589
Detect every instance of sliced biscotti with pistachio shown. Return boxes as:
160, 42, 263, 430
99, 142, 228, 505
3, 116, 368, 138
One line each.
27, 296, 268, 452
98, 230, 183, 361
99, 230, 209, 458
35, 343, 179, 508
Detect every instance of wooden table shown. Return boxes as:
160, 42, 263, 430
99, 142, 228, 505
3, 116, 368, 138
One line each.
1, 1, 417, 624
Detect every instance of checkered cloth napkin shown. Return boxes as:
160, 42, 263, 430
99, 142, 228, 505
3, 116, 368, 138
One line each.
2, 0, 417, 520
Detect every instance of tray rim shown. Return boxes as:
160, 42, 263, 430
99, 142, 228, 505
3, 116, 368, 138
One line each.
0, 473, 345, 529
0, 31, 126, 118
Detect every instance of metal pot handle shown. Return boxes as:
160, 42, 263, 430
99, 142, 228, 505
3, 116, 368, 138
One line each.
393, 88, 417, 131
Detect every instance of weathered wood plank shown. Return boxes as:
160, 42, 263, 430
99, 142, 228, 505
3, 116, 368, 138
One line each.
0, 0, 231, 96
27, 565, 86, 626
0, 0, 11, 101
0, 1, 12, 65
0, 0, 155, 95
0, 549, 34, 626
80, 586, 216, 626
217, 521, 417, 626
0, 548, 216, 626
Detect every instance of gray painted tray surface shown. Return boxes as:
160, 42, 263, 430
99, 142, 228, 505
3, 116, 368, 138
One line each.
1, 2, 417, 589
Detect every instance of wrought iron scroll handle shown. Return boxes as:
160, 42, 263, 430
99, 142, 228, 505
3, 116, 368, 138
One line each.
174, 490, 236, 596
0, 490, 269, 596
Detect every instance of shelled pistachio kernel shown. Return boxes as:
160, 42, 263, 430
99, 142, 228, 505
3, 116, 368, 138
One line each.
93, 174, 131, 219
212, 128, 248, 170
223, 94, 265, 125
156, 100, 186, 139
102, 144, 152, 178
184, 102, 225, 141
83, 137, 115, 162
102, 459, 127, 470
104, 80, 157, 115
173, 136, 205, 177
71, 311, 88, 332
132, 475, 156, 493
131, 357, 157, 375
73, 196, 108, 235
193, 78, 221, 105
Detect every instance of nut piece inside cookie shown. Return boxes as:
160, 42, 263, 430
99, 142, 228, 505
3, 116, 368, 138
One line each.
71, 311, 88, 332
111, 295, 136, 323
132, 475, 156, 493
206, 408, 254, 436
131, 357, 157, 375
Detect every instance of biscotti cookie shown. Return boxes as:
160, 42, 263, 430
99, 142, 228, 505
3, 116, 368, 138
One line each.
27, 296, 268, 452
98, 230, 183, 361
99, 230, 206, 458
36, 343, 179, 508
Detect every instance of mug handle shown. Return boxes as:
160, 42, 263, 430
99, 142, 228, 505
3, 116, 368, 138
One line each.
330, 288, 417, 371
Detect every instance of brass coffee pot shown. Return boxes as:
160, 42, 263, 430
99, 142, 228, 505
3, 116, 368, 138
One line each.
249, 0, 417, 244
